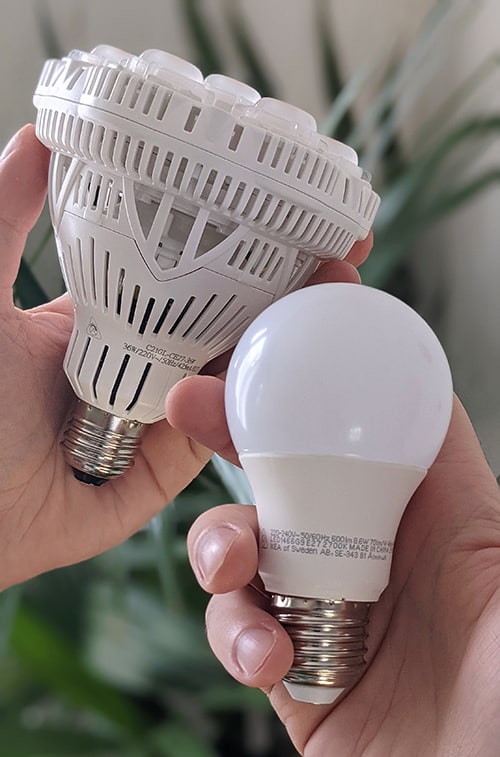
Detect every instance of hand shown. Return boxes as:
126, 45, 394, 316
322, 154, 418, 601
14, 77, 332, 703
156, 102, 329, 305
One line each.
0, 125, 371, 590
169, 384, 500, 754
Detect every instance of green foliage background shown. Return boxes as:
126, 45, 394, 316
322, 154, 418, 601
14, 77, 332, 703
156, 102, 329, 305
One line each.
4, 1, 500, 754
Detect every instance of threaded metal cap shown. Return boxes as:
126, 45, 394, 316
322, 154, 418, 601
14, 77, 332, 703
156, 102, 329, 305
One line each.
272, 594, 371, 691
62, 401, 144, 484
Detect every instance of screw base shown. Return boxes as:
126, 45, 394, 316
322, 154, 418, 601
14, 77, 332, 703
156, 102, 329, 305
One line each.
271, 595, 371, 691
62, 401, 144, 483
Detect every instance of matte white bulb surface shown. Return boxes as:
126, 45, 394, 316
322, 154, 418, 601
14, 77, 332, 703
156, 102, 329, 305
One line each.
226, 283, 452, 467
33, 46, 378, 483
225, 283, 453, 703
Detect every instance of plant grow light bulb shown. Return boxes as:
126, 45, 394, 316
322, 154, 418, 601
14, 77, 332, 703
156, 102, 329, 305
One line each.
33, 46, 379, 485
225, 282, 453, 704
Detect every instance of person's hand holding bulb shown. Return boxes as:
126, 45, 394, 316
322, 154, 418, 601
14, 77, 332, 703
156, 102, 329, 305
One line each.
168, 338, 500, 756
0, 124, 368, 589
4, 124, 500, 757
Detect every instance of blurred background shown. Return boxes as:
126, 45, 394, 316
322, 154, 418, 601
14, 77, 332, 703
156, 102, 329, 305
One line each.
1, 0, 500, 754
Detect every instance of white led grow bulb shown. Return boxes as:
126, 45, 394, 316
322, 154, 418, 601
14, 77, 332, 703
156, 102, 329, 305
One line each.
33, 45, 379, 484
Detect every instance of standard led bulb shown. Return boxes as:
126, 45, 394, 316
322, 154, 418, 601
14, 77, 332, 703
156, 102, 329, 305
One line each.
33, 47, 379, 484
225, 283, 453, 704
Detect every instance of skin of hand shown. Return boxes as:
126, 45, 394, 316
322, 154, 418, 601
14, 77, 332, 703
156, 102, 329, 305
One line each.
0, 124, 370, 591
168, 361, 500, 754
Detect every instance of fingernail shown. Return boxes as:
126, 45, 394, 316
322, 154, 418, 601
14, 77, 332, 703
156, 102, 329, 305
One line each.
194, 525, 239, 584
234, 627, 277, 676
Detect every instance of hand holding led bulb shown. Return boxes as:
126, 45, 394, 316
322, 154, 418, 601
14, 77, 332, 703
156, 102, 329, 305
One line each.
4, 127, 500, 757
223, 282, 453, 704
0, 123, 369, 591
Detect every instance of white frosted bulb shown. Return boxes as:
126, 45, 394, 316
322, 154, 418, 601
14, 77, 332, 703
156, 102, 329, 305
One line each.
225, 283, 453, 704
33, 47, 379, 484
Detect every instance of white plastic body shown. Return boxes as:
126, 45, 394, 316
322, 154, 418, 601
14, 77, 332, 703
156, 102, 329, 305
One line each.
241, 454, 426, 602
33, 46, 379, 423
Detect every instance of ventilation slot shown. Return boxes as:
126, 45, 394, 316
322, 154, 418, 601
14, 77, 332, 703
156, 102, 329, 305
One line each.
109, 355, 130, 406
257, 133, 272, 163
128, 285, 141, 325
153, 298, 174, 334
343, 178, 351, 204
115, 74, 133, 105
76, 337, 91, 379
284, 146, 298, 175
289, 250, 310, 284
73, 237, 87, 304
240, 189, 260, 218
92, 345, 109, 399
116, 268, 125, 315
254, 194, 273, 223
133, 140, 145, 173
127, 80, 143, 109
194, 295, 237, 342
146, 146, 159, 179
89, 237, 97, 303
307, 157, 322, 186
155, 91, 172, 121
228, 240, 246, 267
200, 169, 218, 201
104, 251, 110, 310
182, 294, 218, 338
168, 296, 196, 335
116, 135, 131, 170
126, 363, 152, 412
271, 139, 285, 168
65, 66, 86, 91
184, 105, 201, 132
228, 182, 247, 211
141, 84, 158, 115
207, 308, 249, 353
138, 298, 156, 335
297, 151, 311, 180
173, 157, 189, 190
214, 176, 232, 207
228, 124, 243, 151
53, 153, 73, 198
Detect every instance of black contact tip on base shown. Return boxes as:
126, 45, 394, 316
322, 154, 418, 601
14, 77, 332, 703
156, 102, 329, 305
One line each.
72, 468, 108, 486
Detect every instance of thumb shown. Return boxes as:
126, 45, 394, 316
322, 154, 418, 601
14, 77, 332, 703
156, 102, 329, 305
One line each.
0, 124, 50, 302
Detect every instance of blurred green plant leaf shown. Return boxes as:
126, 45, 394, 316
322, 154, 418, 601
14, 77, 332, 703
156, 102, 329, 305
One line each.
34, 1, 65, 58
315, 0, 354, 140
0, 586, 23, 653
148, 720, 218, 757
0, 721, 119, 756
199, 683, 269, 712
10, 608, 147, 735
223, 1, 275, 96
180, 0, 224, 75
14, 259, 49, 308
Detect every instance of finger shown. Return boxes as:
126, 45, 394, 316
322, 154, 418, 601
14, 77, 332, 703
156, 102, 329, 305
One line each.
343, 231, 373, 267
206, 587, 294, 689
187, 503, 259, 593
306, 258, 361, 286
165, 375, 238, 463
389, 395, 500, 596
0, 126, 50, 301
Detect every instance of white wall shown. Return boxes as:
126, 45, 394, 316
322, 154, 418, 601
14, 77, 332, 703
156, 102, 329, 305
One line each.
2, 0, 500, 470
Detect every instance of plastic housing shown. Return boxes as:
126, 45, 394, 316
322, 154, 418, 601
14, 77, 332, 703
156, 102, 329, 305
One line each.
33, 46, 379, 423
